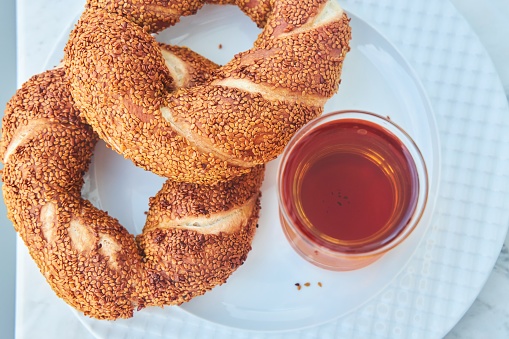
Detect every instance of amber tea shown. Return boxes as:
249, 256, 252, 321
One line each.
278, 111, 428, 270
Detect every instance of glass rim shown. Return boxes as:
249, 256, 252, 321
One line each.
277, 109, 429, 258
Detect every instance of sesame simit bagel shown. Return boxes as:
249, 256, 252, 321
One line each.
1, 54, 264, 319
65, 0, 352, 184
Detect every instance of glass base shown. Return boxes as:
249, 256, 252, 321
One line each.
280, 213, 382, 271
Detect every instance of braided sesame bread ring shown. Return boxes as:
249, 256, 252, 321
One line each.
1, 64, 264, 319
65, 0, 351, 184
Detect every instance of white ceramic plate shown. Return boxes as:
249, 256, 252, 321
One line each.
36, 0, 509, 338
70, 5, 439, 332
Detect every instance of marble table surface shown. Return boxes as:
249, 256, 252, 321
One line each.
12, 0, 509, 338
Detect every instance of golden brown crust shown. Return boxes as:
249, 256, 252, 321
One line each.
65, 0, 351, 184
4, 0, 352, 320
87, 0, 206, 32
0, 69, 89, 158
2, 68, 263, 319
1, 69, 97, 193
221, 13, 352, 98
165, 85, 323, 165
137, 166, 263, 306
65, 9, 252, 183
